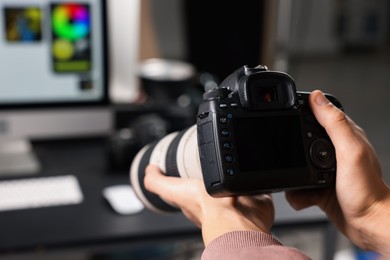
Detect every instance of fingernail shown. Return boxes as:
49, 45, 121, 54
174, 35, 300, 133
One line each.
315, 92, 329, 106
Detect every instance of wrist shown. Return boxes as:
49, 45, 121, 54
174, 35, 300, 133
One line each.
357, 186, 390, 255
201, 208, 270, 246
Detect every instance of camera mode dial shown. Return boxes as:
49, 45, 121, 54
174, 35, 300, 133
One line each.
203, 87, 231, 101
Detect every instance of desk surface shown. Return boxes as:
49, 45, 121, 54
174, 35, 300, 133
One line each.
0, 138, 327, 253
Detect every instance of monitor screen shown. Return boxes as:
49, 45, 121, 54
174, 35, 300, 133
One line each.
0, 0, 111, 175
0, 0, 107, 107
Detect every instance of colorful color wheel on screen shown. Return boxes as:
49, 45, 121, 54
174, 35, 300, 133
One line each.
52, 4, 90, 41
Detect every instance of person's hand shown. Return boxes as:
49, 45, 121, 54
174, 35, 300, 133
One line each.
286, 90, 390, 255
144, 165, 275, 245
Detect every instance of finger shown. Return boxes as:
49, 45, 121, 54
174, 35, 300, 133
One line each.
144, 165, 202, 208
285, 190, 317, 210
238, 194, 273, 209
309, 90, 360, 155
285, 189, 330, 210
144, 165, 183, 202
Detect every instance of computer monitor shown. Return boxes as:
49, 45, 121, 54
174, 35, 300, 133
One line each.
0, 0, 111, 176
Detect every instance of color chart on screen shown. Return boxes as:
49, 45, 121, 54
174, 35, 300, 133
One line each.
51, 3, 92, 73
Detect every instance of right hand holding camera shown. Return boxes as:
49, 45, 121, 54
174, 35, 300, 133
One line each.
286, 90, 390, 256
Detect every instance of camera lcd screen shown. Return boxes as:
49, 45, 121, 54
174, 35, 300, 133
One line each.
233, 115, 306, 172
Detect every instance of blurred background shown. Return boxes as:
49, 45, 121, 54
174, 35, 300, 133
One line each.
136, 0, 390, 186
1, 0, 389, 259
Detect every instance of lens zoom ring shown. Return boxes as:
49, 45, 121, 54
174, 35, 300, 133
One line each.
138, 141, 178, 212
165, 129, 188, 177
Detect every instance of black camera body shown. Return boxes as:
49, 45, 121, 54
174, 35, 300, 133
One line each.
197, 65, 343, 197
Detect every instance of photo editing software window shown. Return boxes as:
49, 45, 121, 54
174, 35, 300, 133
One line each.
0, 0, 106, 105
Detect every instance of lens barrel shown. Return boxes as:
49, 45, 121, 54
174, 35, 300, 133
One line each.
130, 125, 201, 214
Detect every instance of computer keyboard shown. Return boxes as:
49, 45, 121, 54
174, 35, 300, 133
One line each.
0, 175, 83, 212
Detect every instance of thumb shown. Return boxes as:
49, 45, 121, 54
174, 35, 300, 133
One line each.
309, 90, 357, 154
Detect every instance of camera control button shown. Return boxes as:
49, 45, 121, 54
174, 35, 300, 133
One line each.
317, 172, 332, 184
310, 139, 336, 169
224, 154, 234, 163
219, 116, 228, 124
222, 142, 232, 150
221, 128, 230, 137
197, 112, 209, 119
219, 103, 228, 109
226, 168, 235, 176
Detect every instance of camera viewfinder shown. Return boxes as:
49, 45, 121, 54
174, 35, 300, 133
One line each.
240, 72, 297, 110
259, 87, 278, 103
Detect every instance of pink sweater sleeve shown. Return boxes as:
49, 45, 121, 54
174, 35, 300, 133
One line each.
201, 230, 311, 260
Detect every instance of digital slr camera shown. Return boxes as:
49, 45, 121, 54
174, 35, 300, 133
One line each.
130, 65, 343, 213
